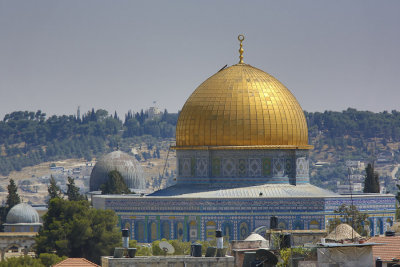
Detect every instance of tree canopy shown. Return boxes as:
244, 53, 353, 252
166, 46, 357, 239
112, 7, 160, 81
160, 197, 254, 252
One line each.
35, 198, 121, 264
0, 254, 66, 267
0, 108, 178, 176
100, 170, 131, 194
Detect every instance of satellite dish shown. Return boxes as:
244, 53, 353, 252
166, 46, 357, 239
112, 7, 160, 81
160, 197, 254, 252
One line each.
256, 248, 278, 265
159, 241, 175, 255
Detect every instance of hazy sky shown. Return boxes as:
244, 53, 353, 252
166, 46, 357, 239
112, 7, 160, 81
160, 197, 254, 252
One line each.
1, 1, 399, 119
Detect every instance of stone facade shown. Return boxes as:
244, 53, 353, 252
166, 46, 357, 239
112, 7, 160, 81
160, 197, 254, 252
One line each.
92, 193, 396, 243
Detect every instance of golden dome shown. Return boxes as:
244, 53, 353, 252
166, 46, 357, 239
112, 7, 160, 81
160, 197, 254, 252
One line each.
175, 63, 312, 149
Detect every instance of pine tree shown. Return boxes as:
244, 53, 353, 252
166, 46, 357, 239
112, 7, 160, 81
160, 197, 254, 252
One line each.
364, 163, 380, 193
6, 179, 20, 211
67, 177, 84, 201
100, 170, 130, 194
47, 175, 62, 202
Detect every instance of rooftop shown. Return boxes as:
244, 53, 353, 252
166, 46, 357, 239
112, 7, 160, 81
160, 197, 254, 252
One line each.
53, 258, 99, 267
368, 236, 400, 262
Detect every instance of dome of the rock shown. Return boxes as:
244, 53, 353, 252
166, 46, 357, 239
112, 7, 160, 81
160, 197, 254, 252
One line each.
176, 63, 311, 149
89, 150, 145, 191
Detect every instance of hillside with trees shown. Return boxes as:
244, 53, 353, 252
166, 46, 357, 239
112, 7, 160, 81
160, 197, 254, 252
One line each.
1, 107, 400, 192
0, 109, 177, 176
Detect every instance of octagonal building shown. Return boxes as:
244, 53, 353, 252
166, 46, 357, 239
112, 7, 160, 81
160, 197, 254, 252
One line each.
93, 36, 396, 242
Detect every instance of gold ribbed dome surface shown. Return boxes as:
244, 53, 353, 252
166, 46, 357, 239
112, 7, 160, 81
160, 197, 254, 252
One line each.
176, 63, 311, 149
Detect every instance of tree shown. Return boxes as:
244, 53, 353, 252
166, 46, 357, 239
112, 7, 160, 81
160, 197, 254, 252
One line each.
329, 204, 369, 236
47, 175, 62, 202
66, 177, 85, 201
100, 170, 130, 194
35, 198, 121, 264
0, 255, 45, 267
6, 179, 20, 211
364, 163, 380, 193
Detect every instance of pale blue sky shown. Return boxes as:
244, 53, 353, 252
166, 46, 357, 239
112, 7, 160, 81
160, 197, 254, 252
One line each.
1, 0, 399, 118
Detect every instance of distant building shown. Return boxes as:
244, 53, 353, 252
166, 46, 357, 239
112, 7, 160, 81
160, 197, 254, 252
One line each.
336, 181, 363, 194
146, 105, 162, 120
346, 160, 365, 170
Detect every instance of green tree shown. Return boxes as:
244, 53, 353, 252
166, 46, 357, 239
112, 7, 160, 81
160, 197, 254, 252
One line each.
47, 175, 62, 202
328, 204, 369, 236
6, 179, 20, 211
38, 253, 66, 267
100, 170, 130, 194
0, 256, 44, 267
364, 163, 380, 193
66, 177, 84, 201
35, 198, 121, 264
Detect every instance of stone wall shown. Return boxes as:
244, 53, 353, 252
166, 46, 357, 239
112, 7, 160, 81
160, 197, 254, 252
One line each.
101, 256, 235, 267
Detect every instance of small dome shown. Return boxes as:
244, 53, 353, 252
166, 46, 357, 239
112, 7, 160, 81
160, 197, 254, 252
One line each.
245, 232, 267, 241
6, 203, 40, 224
326, 223, 361, 241
89, 151, 145, 191
176, 64, 311, 149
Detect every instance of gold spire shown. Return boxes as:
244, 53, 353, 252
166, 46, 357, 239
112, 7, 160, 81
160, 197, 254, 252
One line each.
238, 34, 245, 64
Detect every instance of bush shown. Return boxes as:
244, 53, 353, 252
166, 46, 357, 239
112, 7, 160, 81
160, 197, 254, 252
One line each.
38, 253, 66, 267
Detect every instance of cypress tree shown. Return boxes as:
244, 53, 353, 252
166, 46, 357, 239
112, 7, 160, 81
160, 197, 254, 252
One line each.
6, 179, 20, 211
47, 175, 62, 202
364, 163, 380, 193
100, 170, 130, 194
67, 177, 84, 201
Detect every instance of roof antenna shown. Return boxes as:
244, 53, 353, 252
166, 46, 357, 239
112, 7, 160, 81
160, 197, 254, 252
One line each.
238, 34, 245, 64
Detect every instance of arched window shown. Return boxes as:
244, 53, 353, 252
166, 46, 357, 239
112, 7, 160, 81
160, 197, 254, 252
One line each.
150, 222, 157, 241
161, 221, 170, 240
189, 220, 197, 241
222, 222, 233, 241
135, 221, 145, 242
176, 222, 184, 241
206, 221, 216, 241
309, 220, 319, 230
239, 222, 249, 240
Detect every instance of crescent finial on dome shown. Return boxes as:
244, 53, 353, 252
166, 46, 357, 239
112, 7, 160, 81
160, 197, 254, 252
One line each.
238, 34, 245, 64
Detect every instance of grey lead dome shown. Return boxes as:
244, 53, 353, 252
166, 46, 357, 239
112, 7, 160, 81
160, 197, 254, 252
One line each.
89, 150, 145, 191
6, 203, 40, 224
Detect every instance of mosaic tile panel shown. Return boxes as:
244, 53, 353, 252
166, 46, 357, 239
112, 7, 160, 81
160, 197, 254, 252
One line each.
196, 158, 208, 177
181, 158, 191, 177
237, 159, 247, 177
296, 157, 309, 177
248, 158, 261, 177
222, 158, 236, 177
273, 158, 285, 176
